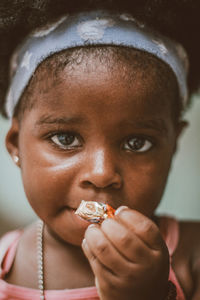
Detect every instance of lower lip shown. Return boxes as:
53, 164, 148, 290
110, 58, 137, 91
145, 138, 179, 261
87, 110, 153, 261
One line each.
67, 207, 91, 229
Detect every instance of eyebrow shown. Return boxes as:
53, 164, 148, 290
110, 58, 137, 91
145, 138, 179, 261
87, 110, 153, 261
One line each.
35, 115, 85, 127
123, 119, 168, 135
35, 115, 168, 135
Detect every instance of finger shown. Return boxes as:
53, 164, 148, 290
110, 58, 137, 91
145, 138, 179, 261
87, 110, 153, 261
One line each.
82, 237, 133, 299
101, 218, 152, 263
114, 207, 165, 251
82, 236, 118, 287
84, 224, 135, 276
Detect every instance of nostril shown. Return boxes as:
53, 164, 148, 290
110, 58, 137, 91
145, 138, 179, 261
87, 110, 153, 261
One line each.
82, 181, 93, 187
80, 174, 122, 190
111, 181, 122, 189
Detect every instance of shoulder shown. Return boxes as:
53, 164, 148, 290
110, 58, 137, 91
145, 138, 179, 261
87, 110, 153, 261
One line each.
158, 216, 200, 269
178, 220, 200, 259
4, 222, 39, 288
173, 220, 200, 299
179, 221, 200, 274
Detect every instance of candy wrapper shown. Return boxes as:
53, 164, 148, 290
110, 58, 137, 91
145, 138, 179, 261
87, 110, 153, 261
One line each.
75, 200, 115, 224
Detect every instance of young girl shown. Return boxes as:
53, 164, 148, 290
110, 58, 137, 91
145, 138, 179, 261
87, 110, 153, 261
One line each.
0, 1, 200, 299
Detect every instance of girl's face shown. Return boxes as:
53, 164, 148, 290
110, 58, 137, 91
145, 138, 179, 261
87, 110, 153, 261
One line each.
6, 53, 184, 246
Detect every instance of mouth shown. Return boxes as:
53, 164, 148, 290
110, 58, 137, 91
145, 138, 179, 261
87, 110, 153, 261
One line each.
68, 196, 116, 209
62, 205, 91, 227
57, 200, 116, 235
71, 208, 92, 227
74, 200, 116, 224
67, 200, 103, 211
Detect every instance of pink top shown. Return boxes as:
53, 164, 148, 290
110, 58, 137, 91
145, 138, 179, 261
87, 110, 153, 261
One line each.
0, 216, 186, 300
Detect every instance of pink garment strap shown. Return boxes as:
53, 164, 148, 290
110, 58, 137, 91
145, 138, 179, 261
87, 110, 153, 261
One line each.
0, 230, 22, 278
159, 216, 186, 300
159, 216, 179, 256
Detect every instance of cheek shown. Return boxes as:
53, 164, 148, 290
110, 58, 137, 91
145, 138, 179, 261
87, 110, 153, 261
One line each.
124, 155, 172, 216
20, 140, 82, 216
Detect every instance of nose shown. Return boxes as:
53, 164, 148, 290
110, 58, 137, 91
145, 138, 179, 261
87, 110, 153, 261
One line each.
79, 149, 122, 189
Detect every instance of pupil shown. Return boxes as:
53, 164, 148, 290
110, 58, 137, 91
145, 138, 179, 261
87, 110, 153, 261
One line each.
129, 138, 144, 150
59, 134, 74, 145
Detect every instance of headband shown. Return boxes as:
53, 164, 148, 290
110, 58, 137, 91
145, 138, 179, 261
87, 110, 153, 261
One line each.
5, 10, 189, 118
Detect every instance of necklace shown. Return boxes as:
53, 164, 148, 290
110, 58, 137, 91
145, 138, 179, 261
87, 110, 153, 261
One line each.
37, 220, 45, 300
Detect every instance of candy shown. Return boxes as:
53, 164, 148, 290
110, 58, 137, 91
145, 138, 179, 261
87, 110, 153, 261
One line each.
75, 200, 115, 224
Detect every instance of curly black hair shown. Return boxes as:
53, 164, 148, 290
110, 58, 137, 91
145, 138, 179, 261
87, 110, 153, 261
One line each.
0, 0, 199, 116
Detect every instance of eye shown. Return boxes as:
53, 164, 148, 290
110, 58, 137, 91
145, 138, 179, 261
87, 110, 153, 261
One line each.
124, 136, 153, 152
50, 133, 81, 149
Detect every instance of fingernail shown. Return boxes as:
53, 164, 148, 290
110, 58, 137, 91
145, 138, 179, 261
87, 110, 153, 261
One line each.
82, 238, 87, 248
115, 206, 128, 216
82, 238, 86, 247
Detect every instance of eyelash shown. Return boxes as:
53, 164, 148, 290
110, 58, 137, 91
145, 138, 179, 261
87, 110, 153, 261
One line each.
123, 136, 154, 153
46, 132, 154, 153
47, 132, 83, 150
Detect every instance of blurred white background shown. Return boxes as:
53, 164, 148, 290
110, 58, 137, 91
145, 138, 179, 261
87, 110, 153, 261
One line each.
0, 95, 200, 236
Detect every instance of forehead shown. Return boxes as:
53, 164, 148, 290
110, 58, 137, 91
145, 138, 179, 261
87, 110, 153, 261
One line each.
22, 47, 177, 123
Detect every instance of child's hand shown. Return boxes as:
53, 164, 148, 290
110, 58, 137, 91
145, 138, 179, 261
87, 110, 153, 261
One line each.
82, 207, 169, 300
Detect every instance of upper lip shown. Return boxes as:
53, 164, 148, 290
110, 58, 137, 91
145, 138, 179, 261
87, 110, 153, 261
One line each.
68, 197, 115, 210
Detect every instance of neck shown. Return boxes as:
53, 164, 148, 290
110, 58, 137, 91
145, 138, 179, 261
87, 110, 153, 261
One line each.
42, 223, 95, 290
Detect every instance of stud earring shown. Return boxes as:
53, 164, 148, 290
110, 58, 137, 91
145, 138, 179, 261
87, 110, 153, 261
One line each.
13, 155, 19, 164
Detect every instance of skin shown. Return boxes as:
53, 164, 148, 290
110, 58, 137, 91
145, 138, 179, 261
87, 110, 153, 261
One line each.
5, 53, 200, 299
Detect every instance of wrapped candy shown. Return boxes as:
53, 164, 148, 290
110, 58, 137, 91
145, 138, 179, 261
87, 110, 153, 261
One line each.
75, 200, 115, 224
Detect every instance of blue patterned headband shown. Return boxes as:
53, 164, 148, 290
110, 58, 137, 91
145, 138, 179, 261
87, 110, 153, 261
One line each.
5, 10, 189, 118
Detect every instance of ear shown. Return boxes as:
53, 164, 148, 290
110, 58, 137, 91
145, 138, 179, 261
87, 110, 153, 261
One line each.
173, 120, 188, 153
5, 118, 21, 167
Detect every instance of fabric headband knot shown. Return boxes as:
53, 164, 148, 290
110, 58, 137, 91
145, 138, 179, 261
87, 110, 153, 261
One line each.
5, 10, 189, 118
